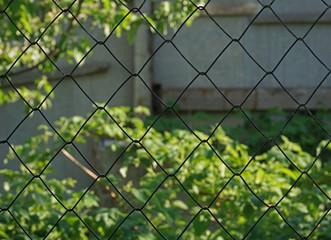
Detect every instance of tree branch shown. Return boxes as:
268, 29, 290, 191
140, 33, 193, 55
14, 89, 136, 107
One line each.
10, 0, 83, 77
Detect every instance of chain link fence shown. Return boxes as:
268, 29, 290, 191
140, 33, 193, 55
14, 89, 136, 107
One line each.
0, 0, 331, 239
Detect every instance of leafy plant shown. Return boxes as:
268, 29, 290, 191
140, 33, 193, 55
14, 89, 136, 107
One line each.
147, 108, 331, 156
0, 0, 200, 110
1, 106, 330, 239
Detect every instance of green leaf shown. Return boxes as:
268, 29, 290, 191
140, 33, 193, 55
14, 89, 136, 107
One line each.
172, 200, 188, 210
119, 166, 128, 178
280, 168, 300, 180
192, 213, 208, 236
131, 189, 146, 203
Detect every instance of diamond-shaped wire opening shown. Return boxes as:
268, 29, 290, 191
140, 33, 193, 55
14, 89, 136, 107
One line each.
307, 209, 331, 239
170, 74, 233, 112
82, 204, 132, 239
5, 178, 67, 239
5, 108, 59, 146
0, 97, 29, 140
175, 141, 234, 205
172, 10, 231, 71
276, 107, 330, 157
306, 73, 331, 109
246, 207, 301, 239
0, 152, 32, 208
45, 210, 99, 239
0, 37, 36, 76
140, 108, 202, 168
0, 210, 34, 239
141, 176, 201, 239
44, 173, 133, 239
240, 74, 300, 111
274, 42, 329, 93
152, 38, 201, 90
43, 169, 135, 239
304, 9, 331, 70
241, 141, 302, 205
4, 1, 63, 42
43, 144, 98, 198
179, 209, 233, 240
268, 0, 328, 37
239, 15, 296, 74
99, 142, 168, 208
206, 42, 265, 90
276, 174, 331, 238
59, 0, 131, 43
150, 0, 199, 39
45, 107, 137, 177
52, 108, 106, 145
3, 45, 66, 111
206, 42, 245, 86
40, 75, 97, 125
209, 107, 268, 160
208, 175, 267, 240
103, 34, 135, 73
35, 14, 96, 75
107, 210, 165, 239
304, 144, 331, 201
5, 117, 62, 180
0, 34, 30, 77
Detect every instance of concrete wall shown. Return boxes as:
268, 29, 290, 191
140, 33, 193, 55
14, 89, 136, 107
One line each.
154, 0, 331, 111
0, 34, 134, 189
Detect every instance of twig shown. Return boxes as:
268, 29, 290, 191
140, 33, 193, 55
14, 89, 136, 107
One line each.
61, 149, 98, 179
61, 148, 117, 200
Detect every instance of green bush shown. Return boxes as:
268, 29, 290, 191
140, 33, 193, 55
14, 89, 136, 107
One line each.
147, 108, 331, 156
1, 106, 330, 239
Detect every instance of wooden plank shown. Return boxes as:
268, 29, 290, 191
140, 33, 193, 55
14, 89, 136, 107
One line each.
161, 87, 331, 111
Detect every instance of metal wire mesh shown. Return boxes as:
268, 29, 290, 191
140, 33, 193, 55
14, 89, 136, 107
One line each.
0, 0, 331, 239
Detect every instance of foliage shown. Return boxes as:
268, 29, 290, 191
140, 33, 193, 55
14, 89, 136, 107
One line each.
147, 108, 331, 156
1, 106, 330, 239
0, 0, 199, 110
2, 1, 329, 239
227, 108, 331, 156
